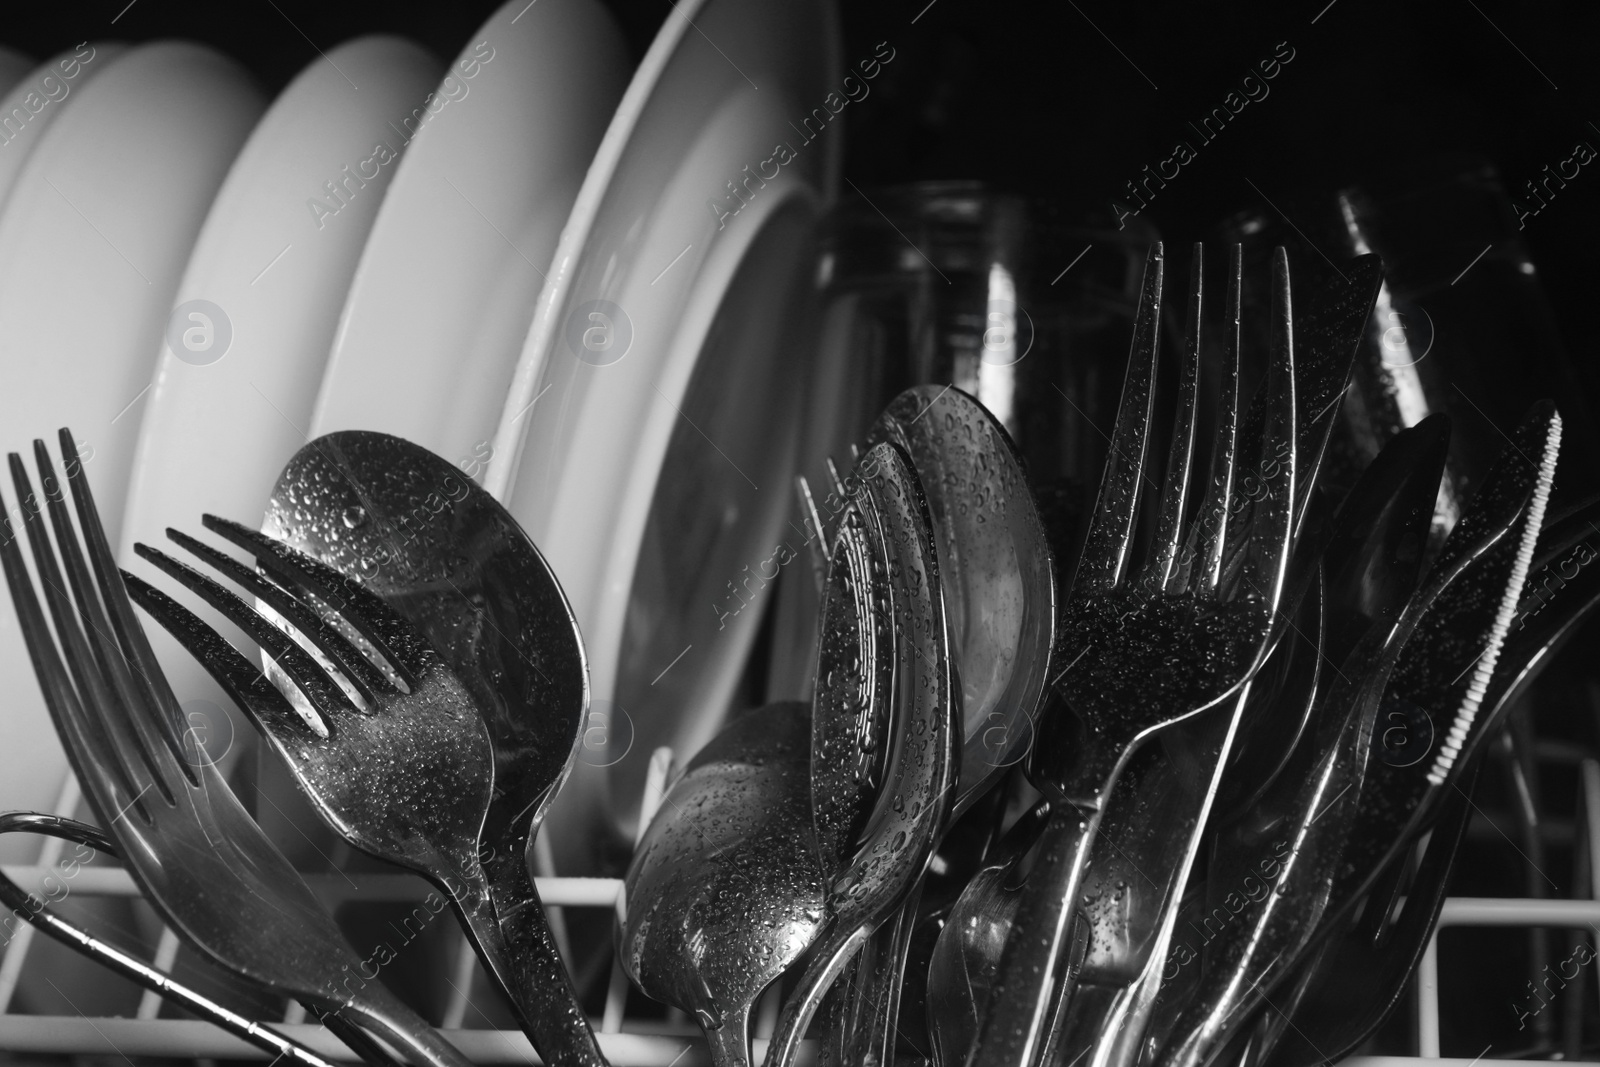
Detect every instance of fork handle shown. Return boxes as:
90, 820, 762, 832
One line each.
968, 804, 1103, 1067
0, 812, 342, 1067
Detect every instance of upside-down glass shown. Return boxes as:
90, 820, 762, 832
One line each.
771, 180, 1161, 703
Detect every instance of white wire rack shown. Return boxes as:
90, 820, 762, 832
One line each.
0, 748, 826, 1065
0, 751, 1595, 1064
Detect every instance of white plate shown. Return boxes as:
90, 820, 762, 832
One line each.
0, 42, 264, 856
116, 37, 442, 767
308, 0, 630, 472
0, 46, 31, 94
0, 44, 121, 218
487, 0, 841, 860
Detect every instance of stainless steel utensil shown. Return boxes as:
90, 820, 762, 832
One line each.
128, 431, 603, 1067
0, 812, 346, 1067
618, 701, 824, 1067
1215, 413, 1452, 826
829, 383, 1056, 1067
1039, 244, 1386, 1067
1260, 492, 1600, 1067
1154, 405, 1561, 1067
764, 440, 956, 1067
0, 430, 471, 1067
867, 384, 1057, 813
1148, 415, 1456, 1066
969, 241, 1296, 1067
925, 799, 1051, 1067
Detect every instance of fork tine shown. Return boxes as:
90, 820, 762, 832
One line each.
0, 467, 151, 819
825, 456, 848, 499
133, 542, 360, 722
53, 429, 212, 790
1145, 243, 1203, 590
17, 443, 180, 803
795, 475, 831, 569
1186, 244, 1243, 594
1076, 242, 1164, 593
54, 432, 189, 745
121, 570, 322, 743
1235, 248, 1297, 609
163, 527, 389, 702
200, 516, 427, 686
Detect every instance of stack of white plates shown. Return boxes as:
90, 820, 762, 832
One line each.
0, 0, 844, 884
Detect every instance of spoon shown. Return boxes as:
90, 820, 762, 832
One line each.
828, 384, 1055, 1066
256, 431, 601, 1065
764, 439, 957, 1067
866, 384, 1056, 815
618, 701, 825, 1067
924, 798, 1052, 1067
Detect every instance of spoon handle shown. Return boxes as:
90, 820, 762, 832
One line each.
970, 804, 1103, 1067
337, 989, 473, 1067
486, 849, 609, 1067
837, 880, 926, 1067
763, 921, 873, 1067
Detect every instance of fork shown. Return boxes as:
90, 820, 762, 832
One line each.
124, 507, 607, 1067
1257, 470, 1592, 1067
0, 431, 471, 1067
967, 242, 1296, 1067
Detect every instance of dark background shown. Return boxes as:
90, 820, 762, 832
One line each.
7, 0, 1595, 384
5, 0, 1599, 1058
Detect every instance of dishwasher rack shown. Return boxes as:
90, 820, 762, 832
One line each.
0, 747, 1595, 1065
0, 748, 810, 1065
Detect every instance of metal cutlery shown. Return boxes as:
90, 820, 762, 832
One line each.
969, 240, 1296, 1067
764, 439, 956, 1067
618, 701, 824, 1067
0, 811, 347, 1067
865, 384, 1057, 817
1153, 404, 1561, 1067
830, 383, 1056, 1067
1148, 414, 1455, 1067
1258, 493, 1600, 1066
1036, 243, 1385, 1067
128, 430, 603, 1067
0, 430, 471, 1067
925, 799, 1051, 1067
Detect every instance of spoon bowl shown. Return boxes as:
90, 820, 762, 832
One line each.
257, 431, 599, 1065
866, 384, 1055, 814
619, 701, 824, 1067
